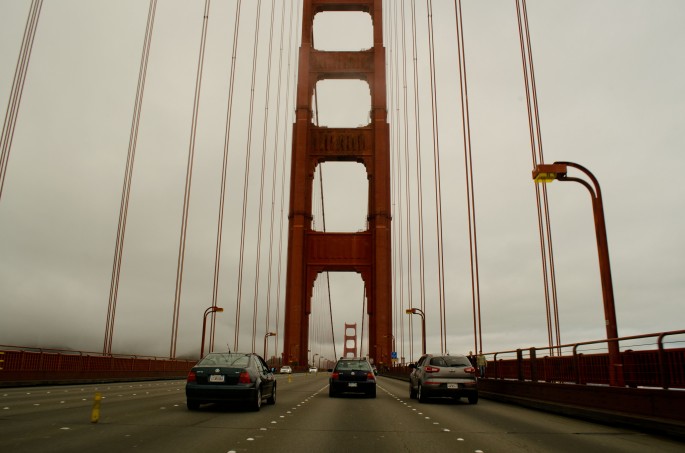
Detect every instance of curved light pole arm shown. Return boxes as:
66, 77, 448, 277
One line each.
552, 161, 622, 386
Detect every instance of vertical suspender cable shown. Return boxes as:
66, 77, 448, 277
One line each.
250, 0, 277, 353
234, 0, 263, 351
0, 0, 43, 201
386, 0, 396, 363
275, 0, 304, 364
408, 0, 426, 363
264, 0, 290, 361
317, 166, 336, 359
394, 2, 414, 364
170, 0, 211, 358
309, 31, 336, 360
104, 0, 157, 355
208, 0, 243, 353
453, 0, 483, 355
388, 0, 405, 367
516, 0, 561, 352
426, 0, 447, 354
522, 0, 561, 351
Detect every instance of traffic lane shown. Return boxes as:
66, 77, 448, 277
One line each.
379, 377, 684, 453
0, 380, 197, 452
2, 375, 683, 452
249, 375, 492, 453
0, 374, 327, 453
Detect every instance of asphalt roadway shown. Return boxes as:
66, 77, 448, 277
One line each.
0, 373, 682, 452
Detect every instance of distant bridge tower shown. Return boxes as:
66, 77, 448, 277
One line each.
343, 323, 358, 358
282, 0, 392, 367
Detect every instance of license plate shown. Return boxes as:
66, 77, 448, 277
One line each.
348, 382, 357, 388
447, 383, 458, 389
209, 375, 225, 383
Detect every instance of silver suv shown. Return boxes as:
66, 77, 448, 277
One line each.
409, 354, 478, 404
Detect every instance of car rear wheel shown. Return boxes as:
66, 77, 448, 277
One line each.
367, 389, 376, 398
328, 387, 336, 398
187, 400, 200, 411
418, 384, 428, 403
468, 393, 478, 405
409, 384, 417, 399
252, 388, 262, 411
266, 384, 277, 405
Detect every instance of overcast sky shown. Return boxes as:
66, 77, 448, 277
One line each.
1, 0, 683, 364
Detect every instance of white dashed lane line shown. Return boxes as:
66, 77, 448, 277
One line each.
379, 384, 486, 453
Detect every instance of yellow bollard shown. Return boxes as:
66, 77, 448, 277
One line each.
90, 392, 102, 423
288, 373, 292, 383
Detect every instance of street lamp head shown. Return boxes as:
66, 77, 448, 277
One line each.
532, 163, 567, 183
213, 307, 224, 313
265, 331, 276, 337
405, 308, 415, 314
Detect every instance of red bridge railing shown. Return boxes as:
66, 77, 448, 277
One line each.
483, 330, 685, 389
0, 345, 195, 386
384, 330, 685, 390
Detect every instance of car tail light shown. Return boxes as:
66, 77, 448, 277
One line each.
330, 371, 339, 380
238, 371, 252, 384
424, 366, 440, 373
464, 366, 476, 374
366, 372, 375, 380
186, 371, 197, 383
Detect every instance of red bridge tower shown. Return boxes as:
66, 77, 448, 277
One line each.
282, 0, 392, 367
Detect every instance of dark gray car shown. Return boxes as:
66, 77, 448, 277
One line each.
329, 357, 376, 398
409, 354, 478, 404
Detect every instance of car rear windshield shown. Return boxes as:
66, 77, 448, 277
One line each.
335, 360, 371, 371
198, 353, 250, 367
429, 356, 471, 367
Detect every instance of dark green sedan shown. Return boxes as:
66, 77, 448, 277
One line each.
186, 352, 276, 411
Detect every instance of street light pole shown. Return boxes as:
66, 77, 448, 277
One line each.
312, 353, 319, 367
201, 306, 223, 359
263, 332, 276, 361
533, 161, 623, 386
384, 334, 396, 367
406, 308, 426, 355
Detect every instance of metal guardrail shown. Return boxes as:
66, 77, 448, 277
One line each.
0, 344, 195, 386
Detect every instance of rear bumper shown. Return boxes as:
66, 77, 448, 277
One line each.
330, 380, 376, 394
186, 384, 257, 404
421, 382, 478, 398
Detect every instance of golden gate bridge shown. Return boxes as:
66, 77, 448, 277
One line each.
1, 1, 684, 425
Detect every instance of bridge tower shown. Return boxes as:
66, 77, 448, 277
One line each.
282, 0, 392, 367
343, 323, 358, 358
